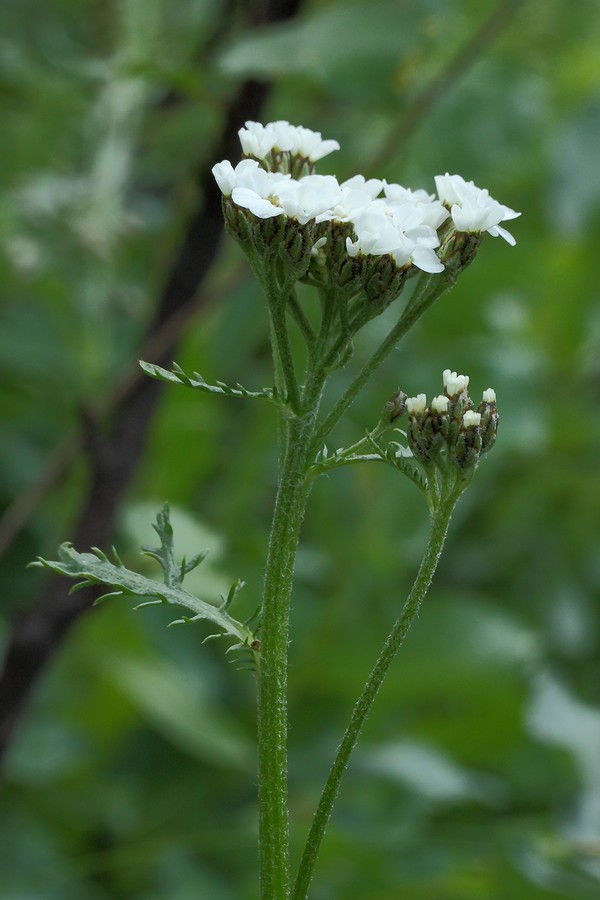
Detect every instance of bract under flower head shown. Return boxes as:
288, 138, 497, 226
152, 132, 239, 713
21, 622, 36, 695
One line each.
434, 173, 521, 245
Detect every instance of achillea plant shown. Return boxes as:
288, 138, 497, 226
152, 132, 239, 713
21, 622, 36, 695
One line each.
34, 121, 518, 900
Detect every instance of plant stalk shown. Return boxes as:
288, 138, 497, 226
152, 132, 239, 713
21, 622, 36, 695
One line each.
257, 354, 326, 898
292, 482, 461, 899
311, 272, 455, 454
257, 420, 309, 899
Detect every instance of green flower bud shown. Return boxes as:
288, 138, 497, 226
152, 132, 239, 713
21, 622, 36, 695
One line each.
399, 373, 499, 475
438, 227, 481, 276
385, 389, 408, 423
477, 389, 499, 454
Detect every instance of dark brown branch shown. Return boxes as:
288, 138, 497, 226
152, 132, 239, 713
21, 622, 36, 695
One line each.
0, 0, 305, 766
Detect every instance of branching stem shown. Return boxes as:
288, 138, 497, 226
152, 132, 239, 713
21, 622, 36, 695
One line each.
257, 259, 463, 899
311, 272, 454, 453
292, 479, 464, 899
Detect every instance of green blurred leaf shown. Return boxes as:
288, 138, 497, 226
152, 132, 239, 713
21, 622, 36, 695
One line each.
104, 655, 253, 769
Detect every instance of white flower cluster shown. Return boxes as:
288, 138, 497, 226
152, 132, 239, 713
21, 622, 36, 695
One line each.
212, 160, 341, 225
212, 122, 521, 275
238, 120, 340, 163
435, 173, 520, 246
405, 371, 497, 431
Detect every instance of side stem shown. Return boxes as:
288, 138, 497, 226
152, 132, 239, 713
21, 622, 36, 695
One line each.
292, 483, 461, 900
311, 273, 455, 454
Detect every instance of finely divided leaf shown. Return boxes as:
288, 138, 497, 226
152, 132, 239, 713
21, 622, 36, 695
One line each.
32, 543, 255, 647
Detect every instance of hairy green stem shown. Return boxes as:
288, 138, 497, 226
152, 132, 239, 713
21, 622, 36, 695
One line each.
257, 266, 458, 898
287, 289, 316, 349
257, 422, 310, 899
265, 281, 302, 415
292, 482, 462, 900
257, 354, 326, 899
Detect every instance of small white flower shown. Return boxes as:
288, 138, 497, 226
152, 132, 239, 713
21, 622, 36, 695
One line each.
433, 173, 465, 207
342, 174, 385, 199
431, 395, 449, 414
346, 207, 404, 258
345, 205, 444, 274
213, 157, 288, 193
383, 182, 432, 205
238, 120, 340, 163
277, 174, 342, 224
406, 393, 427, 415
265, 120, 297, 152
316, 190, 372, 224
482, 388, 496, 403
291, 125, 340, 161
311, 236, 328, 256
434, 173, 521, 245
463, 410, 481, 427
390, 212, 444, 274
238, 121, 279, 159
212, 160, 236, 196
315, 175, 381, 224
409, 244, 445, 274
443, 369, 469, 396
230, 163, 289, 218
212, 159, 293, 219
383, 182, 449, 230
231, 188, 283, 219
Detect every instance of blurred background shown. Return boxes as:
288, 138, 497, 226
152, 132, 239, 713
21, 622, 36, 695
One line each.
1, 0, 600, 897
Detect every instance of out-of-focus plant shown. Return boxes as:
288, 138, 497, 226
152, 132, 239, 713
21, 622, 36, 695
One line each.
34, 120, 518, 899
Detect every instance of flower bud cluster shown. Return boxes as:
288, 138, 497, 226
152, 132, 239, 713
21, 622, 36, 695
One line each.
397, 371, 499, 471
212, 122, 520, 292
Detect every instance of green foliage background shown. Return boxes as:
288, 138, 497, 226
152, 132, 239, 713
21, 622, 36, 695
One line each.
2, 0, 600, 897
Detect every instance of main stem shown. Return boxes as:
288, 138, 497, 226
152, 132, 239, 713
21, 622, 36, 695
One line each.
257, 419, 309, 899
292, 483, 461, 900
257, 360, 325, 898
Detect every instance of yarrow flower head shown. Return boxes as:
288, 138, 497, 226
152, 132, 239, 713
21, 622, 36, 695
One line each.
212, 122, 520, 303
238, 120, 340, 173
435, 173, 521, 245
397, 371, 499, 471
